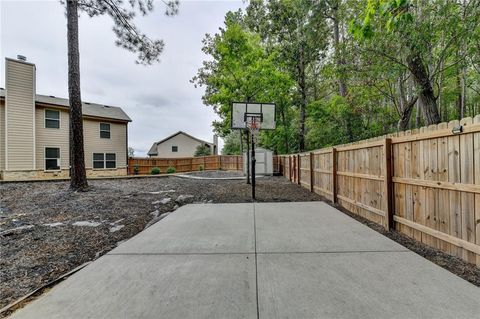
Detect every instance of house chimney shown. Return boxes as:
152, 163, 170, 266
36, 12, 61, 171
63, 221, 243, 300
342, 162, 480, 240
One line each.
213, 134, 218, 155
5, 57, 36, 171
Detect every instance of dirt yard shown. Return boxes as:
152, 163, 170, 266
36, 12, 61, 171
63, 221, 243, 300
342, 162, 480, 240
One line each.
0, 174, 321, 310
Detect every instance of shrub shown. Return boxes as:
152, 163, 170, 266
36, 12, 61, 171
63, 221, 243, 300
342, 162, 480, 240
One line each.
133, 164, 139, 174
194, 144, 211, 157
151, 167, 160, 175
199, 165, 204, 171
166, 166, 176, 174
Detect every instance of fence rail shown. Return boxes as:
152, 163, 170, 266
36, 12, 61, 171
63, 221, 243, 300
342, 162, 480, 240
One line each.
279, 115, 480, 266
128, 155, 243, 175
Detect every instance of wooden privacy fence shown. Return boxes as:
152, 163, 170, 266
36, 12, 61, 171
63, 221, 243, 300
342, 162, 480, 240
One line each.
128, 155, 243, 175
280, 116, 480, 266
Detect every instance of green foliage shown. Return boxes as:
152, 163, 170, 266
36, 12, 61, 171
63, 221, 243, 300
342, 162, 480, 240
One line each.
166, 167, 176, 174
194, 145, 212, 157
199, 165, 204, 171
133, 164, 139, 174
194, 0, 480, 156
150, 167, 160, 175
222, 131, 242, 155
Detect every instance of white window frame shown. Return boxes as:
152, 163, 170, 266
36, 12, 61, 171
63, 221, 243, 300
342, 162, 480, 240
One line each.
44, 147, 61, 171
100, 123, 111, 139
45, 109, 60, 129
93, 152, 116, 170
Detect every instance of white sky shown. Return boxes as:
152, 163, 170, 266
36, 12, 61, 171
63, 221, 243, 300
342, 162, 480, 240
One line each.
0, 0, 246, 155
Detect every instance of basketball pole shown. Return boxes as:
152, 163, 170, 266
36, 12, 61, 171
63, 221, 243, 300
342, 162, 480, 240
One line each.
251, 131, 256, 200
246, 130, 251, 184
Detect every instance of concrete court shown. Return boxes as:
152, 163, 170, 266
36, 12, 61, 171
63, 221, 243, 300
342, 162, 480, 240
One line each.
9, 202, 480, 319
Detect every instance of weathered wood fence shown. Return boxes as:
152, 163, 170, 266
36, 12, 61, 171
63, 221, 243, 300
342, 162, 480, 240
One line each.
128, 155, 243, 175
280, 116, 480, 266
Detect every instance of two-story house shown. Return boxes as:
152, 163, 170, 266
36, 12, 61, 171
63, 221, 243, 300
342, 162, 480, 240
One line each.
0, 56, 131, 181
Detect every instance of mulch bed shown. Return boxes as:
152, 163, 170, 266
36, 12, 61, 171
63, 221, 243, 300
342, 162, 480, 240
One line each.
0, 175, 321, 312
1, 174, 478, 316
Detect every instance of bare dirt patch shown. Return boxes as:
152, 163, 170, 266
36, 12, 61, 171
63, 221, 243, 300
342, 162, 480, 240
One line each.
0, 174, 320, 311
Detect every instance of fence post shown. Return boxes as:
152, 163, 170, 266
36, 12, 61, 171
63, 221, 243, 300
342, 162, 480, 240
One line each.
289, 156, 292, 181
383, 138, 394, 230
332, 148, 338, 204
297, 154, 301, 185
309, 152, 314, 192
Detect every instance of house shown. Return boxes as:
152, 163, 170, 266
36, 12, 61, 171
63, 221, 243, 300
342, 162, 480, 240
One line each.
148, 131, 218, 158
0, 56, 131, 181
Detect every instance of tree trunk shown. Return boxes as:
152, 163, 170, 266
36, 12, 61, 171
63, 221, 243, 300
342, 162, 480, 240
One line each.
298, 48, 307, 152
406, 52, 441, 125
396, 76, 418, 131
332, 3, 347, 97
67, 0, 88, 190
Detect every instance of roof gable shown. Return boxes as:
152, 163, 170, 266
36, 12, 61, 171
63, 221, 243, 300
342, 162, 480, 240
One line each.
147, 131, 213, 156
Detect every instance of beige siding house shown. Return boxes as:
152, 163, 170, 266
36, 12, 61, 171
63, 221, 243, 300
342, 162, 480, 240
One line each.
0, 57, 131, 181
148, 131, 218, 158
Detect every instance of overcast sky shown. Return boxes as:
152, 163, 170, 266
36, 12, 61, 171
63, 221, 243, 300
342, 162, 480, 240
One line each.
0, 0, 246, 155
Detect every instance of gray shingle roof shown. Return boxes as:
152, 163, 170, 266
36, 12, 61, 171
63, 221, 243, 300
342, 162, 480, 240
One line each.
0, 88, 131, 122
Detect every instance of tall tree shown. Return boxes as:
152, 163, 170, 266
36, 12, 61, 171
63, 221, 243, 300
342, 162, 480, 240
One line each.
63, 0, 178, 190
245, 0, 329, 151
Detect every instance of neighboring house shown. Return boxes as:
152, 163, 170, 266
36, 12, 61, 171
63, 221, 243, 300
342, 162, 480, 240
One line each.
148, 131, 218, 158
0, 56, 131, 181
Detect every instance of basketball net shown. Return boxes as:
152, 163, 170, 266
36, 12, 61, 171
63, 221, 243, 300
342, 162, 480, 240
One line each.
246, 116, 261, 141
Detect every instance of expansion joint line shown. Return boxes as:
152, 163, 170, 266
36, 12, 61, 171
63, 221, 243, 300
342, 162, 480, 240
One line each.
253, 202, 260, 319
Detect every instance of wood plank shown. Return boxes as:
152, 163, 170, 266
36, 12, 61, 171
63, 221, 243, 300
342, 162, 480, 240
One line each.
426, 125, 438, 248
312, 149, 333, 155
384, 138, 393, 229
393, 216, 480, 255
460, 117, 476, 263
332, 148, 338, 203
404, 135, 413, 237
336, 140, 384, 152
297, 154, 301, 185
474, 115, 480, 266
310, 152, 314, 192
337, 195, 385, 217
392, 122, 480, 144
313, 169, 332, 174
394, 135, 405, 233
391, 177, 480, 194
313, 186, 333, 196
411, 129, 422, 241
336, 171, 384, 181
437, 122, 450, 252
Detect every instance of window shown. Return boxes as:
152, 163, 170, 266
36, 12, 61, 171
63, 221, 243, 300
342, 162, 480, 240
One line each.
106, 153, 116, 168
93, 153, 104, 169
93, 153, 116, 169
45, 109, 60, 129
172, 146, 178, 152
45, 148, 60, 170
100, 123, 110, 138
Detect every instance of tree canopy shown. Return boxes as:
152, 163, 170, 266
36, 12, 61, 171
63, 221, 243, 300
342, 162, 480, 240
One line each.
194, 0, 480, 155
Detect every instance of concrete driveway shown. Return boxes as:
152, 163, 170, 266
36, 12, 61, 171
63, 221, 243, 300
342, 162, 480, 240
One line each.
9, 202, 480, 319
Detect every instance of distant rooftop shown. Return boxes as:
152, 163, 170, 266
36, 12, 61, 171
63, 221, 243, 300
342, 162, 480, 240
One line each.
0, 88, 131, 122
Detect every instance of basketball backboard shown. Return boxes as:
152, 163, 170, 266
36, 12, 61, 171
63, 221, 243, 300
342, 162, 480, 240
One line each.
231, 102, 276, 130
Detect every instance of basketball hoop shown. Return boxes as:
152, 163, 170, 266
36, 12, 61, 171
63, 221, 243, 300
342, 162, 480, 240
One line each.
231, 102, 276, 200
245, 116, 261, 143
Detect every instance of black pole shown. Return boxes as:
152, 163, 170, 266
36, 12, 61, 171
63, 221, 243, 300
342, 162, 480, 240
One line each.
246, 130, 250, 184
251, 133, 256, 200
